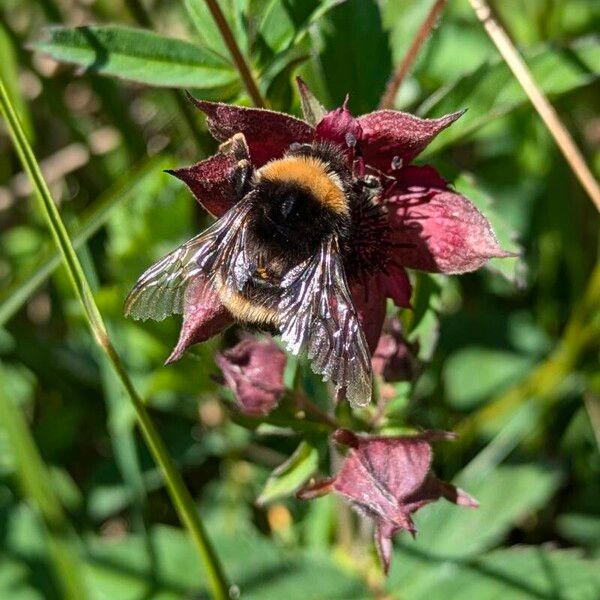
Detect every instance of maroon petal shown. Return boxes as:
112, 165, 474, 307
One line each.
297, 430, 477, 574
333, 431, 434, 505
188, 96, 314, 166
165, 278, 233, 364
371, 318, 419, 383
358, 109, 465, 172
379, 263, 412, 308
394, 164, 448, 190
167, 153, 237, 218
350, 277, 387, 354
386, 187, 513, 274
375, 520, 400, 575
216, 338, 286, 416
315, 98, 362, 152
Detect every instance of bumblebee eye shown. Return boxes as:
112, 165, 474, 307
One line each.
280, 196, 298, 219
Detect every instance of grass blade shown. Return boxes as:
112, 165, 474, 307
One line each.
0, 364, 89, 599
0, 77, 230, 600
0, 155, 164, 326
468, 0, 600, 210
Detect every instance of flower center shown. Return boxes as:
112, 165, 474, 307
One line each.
344, 181, 390, 281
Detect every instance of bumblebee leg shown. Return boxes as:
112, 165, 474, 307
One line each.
231, 158, 254, 199
220, 133, 254, 199
219, 132, 250, 162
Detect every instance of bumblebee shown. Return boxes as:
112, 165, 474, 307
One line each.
125, 133, 374, 406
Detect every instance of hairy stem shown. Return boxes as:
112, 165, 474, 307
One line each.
379, 0, 447, 110
204, 0, 266, 107
0, 78, 230, 600
469, 0, 600, 211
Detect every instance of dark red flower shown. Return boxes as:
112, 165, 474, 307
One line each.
297, 429, 478, 574
371, 317, 419, 383
215, 338, 286, 416
161, 81, 511, 391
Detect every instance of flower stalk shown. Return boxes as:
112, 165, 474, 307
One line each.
0, 78, 230, 600
204, 0, 266, 108
379, 0, 448, 109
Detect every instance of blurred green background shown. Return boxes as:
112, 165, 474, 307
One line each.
0, 0, 599, 598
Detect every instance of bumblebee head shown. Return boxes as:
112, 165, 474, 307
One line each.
250, 142, 353, 253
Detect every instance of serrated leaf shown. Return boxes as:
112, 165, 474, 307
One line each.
454, 173, 526, 286
30, 26, 238, 90
256, 441, 318, 506
419, 36, 600, 155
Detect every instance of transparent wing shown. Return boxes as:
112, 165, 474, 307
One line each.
124, 199, 254, 321
279, 238, 372, 407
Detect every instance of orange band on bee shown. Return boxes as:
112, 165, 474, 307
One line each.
260, 156, 348, 215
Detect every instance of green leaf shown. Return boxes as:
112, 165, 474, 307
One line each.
0, 23, 33, 141
454, 173, 526, 286
184, 0, 248, 60
319, 0, 392, 113
419, 36, 600, 155
256, 441, 318, 506
557, 513, 600, 549
410, 464, 563, 558
30, 25, 238, 90
297, 77, 327, 125
444, 347, 533, 409
258, 0, 343, 55
86, 523, 368, 599
0, 156, 165, 327
389, 546, 600, 600
0, 556, 44, 600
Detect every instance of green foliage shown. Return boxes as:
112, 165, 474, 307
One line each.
31, 26, 239, 90
319, 0, 392, 112
256, 441, 318, 505
419, 36, 600, 155
0, 0, 599, 598
389, 546, 600, 600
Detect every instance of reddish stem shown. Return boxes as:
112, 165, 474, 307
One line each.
379, 0, 448, 109
204, 0, 266, 108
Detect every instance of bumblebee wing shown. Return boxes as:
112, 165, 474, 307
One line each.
124, 199, 254, 321
279, 238, 372, 407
